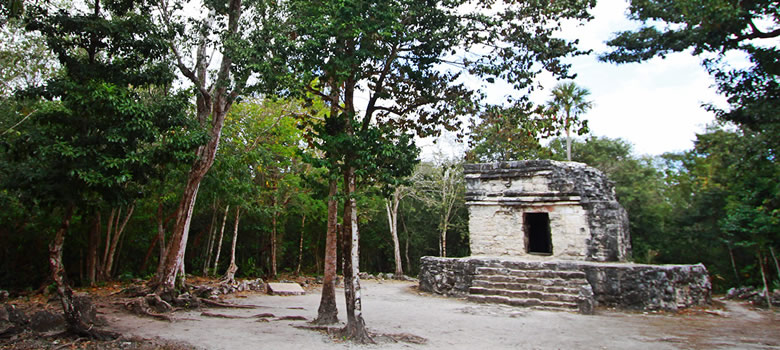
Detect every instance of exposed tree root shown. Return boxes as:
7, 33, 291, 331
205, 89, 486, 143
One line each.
197, 298, 258, 309
200, 312, 247, 319
276, 315, 307, 321
295, 325, 423, 345
121, 296, 174, 322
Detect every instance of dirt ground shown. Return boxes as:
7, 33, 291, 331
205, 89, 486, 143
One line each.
92, 280, 779, 350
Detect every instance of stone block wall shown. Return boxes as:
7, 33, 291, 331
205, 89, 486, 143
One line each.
465, 160, 631, 262
418, 256, 712, 311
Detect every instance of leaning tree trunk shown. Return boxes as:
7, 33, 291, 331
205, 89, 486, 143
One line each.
50, 205, 116, 340
296, 213, 306, 276
342, 166, 372, 343
314, 178, 339, 324
151, 0, 241, 295
758, 250, 773, 308
203, 200, 218, 275
211, 204, 230, 276
385, 193, 403, 276
223, 206, 241, 284
104, 204, 134, 279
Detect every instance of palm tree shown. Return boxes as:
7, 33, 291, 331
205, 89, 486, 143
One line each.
546, 82, 593, 161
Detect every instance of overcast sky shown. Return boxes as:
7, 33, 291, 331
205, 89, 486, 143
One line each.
421, 0, 731, 160
537, 0, 729, 156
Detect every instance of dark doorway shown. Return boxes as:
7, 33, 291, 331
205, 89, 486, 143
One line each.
525, 213, 552, 254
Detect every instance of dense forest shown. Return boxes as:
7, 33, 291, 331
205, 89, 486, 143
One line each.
0, 0, 777, 342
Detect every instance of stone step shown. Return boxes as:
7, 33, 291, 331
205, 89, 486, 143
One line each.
467, 294, 578, 310
483, 261, 583, 271
469, 286, 580, 303
476, 267, 586, 280
472, 280, 580, 295
473, 274, 589, 289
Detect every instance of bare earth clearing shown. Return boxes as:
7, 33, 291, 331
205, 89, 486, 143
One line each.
95, 280, 778, 350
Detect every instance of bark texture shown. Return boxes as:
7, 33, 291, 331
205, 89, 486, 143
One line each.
342, 167, 371, 343
223, 207, 240, 284
314, 179, 339, 325
50, 205, 117, 340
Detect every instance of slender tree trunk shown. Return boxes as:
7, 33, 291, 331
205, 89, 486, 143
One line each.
314, 178, 339, 324
203, 200, 218, 275
99, 208, 116, 281
758, 250, 773, 308
385, 192, 403, 276
223, 206, 240, 284
152, 0, 241, 296
727, 244, 740, 285
140, 234, 158, 273
296, 213, 306, 276
212, 204, 230, 276
104, 204, 134, 279
770, 246, 780, 281
50, 205, 115, 339
565, 110, 572, 161
154, 202, 168, 278
402, 213, 410, 274
271, 196, 278, 278
342, 166, 371, 342
86, 211, 100, 286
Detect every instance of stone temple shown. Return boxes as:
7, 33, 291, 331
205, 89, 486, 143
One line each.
419, 160, 711, 313
466, 160, 631, 262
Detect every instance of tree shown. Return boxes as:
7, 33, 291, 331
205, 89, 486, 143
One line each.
466, 103, 557, 162
545, 82, 592, 161
149, 0, 288, 296
288, 0, 595, 340
2, 0, 195, 337
600, 0, 779, 143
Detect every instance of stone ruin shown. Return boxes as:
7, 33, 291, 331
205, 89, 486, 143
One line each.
466, 160, 631, 262
419, 160, 711, 313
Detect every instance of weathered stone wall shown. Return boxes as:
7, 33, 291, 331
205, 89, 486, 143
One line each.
418, 256, 712, 311
465, 160, 631, 262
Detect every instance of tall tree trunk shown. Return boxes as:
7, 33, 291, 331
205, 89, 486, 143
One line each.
565, 110, 572, 161
99, 208, 116, 281
211, 204, 230, 276
385, 191, 403, 276
342, 166, 371, 342
50, 205, 116, 339
314, 178, 339, 324
758, 250, 773, 308
154, 202, 169, 278
104, 204, 134, 279
402, 213, 410, 275
86, 211, 100, 286
152, 0, 243, 294
727, 244, 740, 285
203, 200, 218, 276
440, 222, 448, 258
140, 234, 158, 273
271, 195, 278, 278
223, 206, 241, 284
296, 213, 306, 276
770, 246, 780, 281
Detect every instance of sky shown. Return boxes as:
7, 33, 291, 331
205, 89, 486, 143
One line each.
537, 0, 729, 156
421, 0, 731, 159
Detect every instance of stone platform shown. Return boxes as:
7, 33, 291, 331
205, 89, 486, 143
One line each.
419, 256, 711, 312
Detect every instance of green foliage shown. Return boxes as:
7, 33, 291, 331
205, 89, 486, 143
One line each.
466, 103, 556, 162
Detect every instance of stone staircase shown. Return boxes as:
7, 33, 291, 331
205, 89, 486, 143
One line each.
466, 264, 594, 313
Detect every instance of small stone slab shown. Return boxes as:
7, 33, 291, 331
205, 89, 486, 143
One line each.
266, 282, 305, 296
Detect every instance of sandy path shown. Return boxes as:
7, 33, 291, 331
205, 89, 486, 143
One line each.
106, 280, 779, 349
